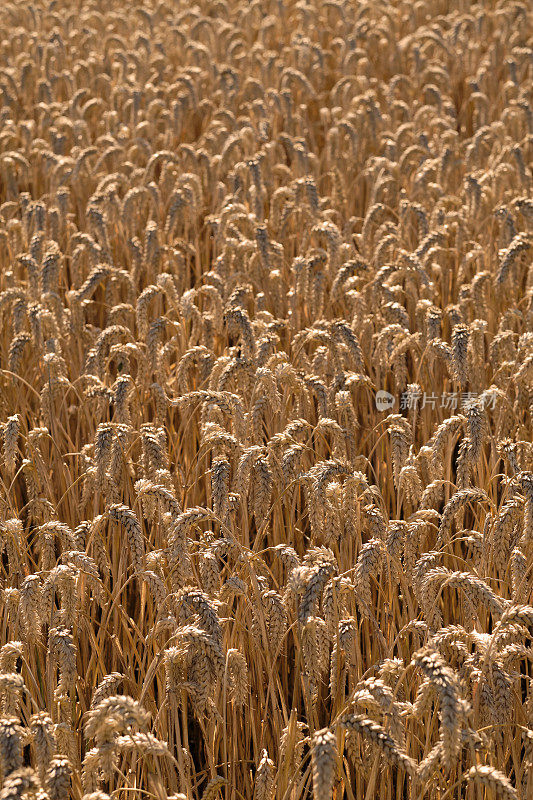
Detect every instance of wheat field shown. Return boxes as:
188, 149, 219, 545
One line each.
0, 1, 531, 799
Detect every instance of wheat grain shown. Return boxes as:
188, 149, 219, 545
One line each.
466, 765, 517, 800
311, 729, 337, 800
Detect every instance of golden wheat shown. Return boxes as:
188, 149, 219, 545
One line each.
0, 0, 531, 799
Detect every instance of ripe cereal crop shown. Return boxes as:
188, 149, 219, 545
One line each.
0, 1, 531, 799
